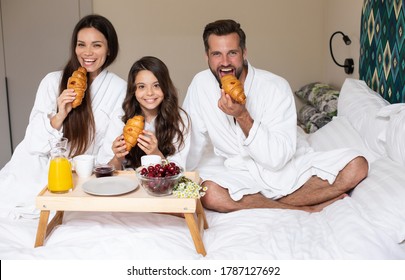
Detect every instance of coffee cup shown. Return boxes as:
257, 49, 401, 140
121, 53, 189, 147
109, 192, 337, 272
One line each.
73, 155, 95, 178
141, 155, 161, 167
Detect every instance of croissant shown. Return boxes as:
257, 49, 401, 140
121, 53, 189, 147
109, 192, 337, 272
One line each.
123, 115, 145, 151
67, 66, 87, 108
220, 74, 246, 104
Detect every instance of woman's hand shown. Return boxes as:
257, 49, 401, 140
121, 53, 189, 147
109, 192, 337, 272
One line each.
51, 89, 76, 130
137, 130, 164, 158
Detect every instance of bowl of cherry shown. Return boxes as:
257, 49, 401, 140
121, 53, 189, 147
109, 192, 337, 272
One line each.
136, 161, 183, 196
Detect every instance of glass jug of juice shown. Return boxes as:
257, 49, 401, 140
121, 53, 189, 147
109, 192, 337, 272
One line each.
47, 137, 73, 193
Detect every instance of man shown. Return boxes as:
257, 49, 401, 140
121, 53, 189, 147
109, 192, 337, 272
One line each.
182, 19, 368, 213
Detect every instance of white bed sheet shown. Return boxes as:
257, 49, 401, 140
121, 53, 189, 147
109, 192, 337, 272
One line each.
0, 197, 404, 260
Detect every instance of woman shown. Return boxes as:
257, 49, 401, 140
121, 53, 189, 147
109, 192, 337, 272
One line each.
0, 14, 126, 218
99, 56, 190, 170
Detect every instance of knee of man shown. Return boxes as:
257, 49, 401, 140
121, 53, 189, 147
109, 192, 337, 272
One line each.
353, 156, 369, 180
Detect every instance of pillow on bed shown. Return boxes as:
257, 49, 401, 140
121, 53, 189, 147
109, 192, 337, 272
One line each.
337, 78, 390, 157
298, 104, 332, 133
307, 116, 377, 163
295, 82, 339, 116
350, 156, 405, 243
377, 104, 405, 166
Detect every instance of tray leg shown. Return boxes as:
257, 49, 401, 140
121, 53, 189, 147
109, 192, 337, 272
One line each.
196, 199, 209, 229
184, 213, 207, 256
34, 210, 64, 247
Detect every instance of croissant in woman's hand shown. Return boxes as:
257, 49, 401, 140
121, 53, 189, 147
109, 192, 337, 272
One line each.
123, 115, 145, 151
220, 74, 246, 104
67, 66, 87, 108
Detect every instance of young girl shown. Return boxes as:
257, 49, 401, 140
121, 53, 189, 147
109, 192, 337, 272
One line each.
99, 56, 190, 170
0, 14, 126, 218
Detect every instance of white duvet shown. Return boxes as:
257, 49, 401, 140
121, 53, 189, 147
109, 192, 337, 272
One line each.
0, 196, 404, 260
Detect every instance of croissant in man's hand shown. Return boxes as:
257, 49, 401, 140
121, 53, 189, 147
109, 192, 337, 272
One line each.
220, 74, 246, 104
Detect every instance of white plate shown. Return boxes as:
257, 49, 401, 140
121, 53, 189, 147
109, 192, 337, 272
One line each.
82, 177, 138, 196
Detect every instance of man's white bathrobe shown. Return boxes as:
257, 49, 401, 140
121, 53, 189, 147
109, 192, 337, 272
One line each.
183, 63, 363, 200
0, 69, 126, 218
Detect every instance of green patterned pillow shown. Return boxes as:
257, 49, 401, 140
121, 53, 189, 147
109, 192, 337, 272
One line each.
298, 104, 333, 133
295, 82, 339, 116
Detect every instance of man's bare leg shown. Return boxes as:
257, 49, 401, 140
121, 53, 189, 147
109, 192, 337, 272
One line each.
200, 156, 368, 213
201, 181, 345, 213
278, 156, 368, 206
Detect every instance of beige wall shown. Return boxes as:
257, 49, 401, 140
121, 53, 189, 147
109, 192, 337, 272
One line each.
94, 0, 326, 103
94, 0, 364, 103
324, 0, 363, 88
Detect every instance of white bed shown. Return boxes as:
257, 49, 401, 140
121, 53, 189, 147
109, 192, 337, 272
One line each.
1, 78, 405, 261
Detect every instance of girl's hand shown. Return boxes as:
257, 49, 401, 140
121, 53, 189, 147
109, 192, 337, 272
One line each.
137, 130, 163, 157
112, 134, 128, 160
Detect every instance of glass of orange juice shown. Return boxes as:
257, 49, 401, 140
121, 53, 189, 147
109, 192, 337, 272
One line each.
47, 137, 73, 193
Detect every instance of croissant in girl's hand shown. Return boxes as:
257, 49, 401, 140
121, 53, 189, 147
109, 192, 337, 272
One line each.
123, 115, 145, 151
67, 66, 87, 108
220, 74, 246, 104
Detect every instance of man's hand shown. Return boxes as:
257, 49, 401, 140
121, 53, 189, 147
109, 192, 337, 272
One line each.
218, 89, 246, 117
218, 89, 253, 136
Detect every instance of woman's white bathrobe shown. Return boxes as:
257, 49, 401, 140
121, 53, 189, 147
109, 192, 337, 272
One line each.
183, 63, 363, 200
0, 69, 126, 218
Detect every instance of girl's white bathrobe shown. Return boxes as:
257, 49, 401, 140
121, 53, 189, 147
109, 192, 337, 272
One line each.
0, 69, 126, 218
98, 109, 191, 169
183, 63, 363, 201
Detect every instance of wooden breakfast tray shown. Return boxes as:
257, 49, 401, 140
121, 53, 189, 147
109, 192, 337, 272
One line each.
35, 171, 208, 256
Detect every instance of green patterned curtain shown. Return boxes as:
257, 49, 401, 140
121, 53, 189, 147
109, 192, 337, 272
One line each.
360, 0, 405, 103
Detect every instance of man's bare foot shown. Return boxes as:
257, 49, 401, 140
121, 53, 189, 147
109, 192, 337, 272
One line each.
303, 193, 348, 213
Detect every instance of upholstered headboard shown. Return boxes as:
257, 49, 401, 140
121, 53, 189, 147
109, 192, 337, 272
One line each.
359, 0, 405, 103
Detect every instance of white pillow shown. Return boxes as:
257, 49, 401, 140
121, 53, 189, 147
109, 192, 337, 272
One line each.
350, 156, 405, 243
308, 116, 377, 163
377, 104, 405, 166
338, 78, 390, 157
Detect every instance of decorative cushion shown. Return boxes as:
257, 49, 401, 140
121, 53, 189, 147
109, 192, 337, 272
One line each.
337, 78, 390, 157
298, 105, 332, 133
295, 82, 339, 116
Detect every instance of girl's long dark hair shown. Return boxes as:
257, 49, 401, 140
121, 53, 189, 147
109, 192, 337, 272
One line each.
59, 14, 119, 157
122, 56, 189, 168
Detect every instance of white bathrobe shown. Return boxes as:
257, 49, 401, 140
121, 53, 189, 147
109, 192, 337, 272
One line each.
98, 108, 191, 169
183, 62, 362, 200
0, 69, 126, 218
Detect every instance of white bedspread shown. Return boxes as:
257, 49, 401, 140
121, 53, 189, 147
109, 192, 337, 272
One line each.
0, 197, 403, 260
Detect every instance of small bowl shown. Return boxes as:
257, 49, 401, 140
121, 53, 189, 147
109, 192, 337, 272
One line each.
136, 164, 183, 196
94, 164, 115, 178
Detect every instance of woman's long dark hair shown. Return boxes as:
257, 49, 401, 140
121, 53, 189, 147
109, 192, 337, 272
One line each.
59, 14, 119, 157
122, 56, 189, 168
